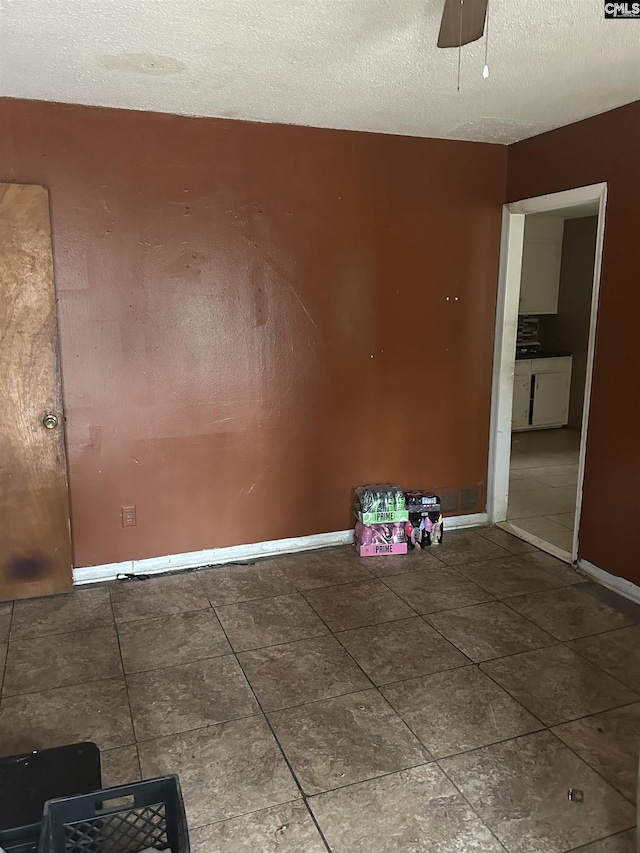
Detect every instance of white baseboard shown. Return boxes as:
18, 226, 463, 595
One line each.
578, 559, 640, 606
497, 521, 573, 564
447, 512, 488, 530
73, 529, 353, 585
73, 512, 488, 586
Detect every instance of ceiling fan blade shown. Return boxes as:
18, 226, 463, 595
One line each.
437, 0, 488, 48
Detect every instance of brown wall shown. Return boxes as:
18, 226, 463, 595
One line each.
508, 101, 640, 585
0, 98, 507, 567
540, 216, 598, 430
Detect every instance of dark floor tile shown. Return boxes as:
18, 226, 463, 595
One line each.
553, 702, 640, 803
455, 552, 580, 598
435, 530, 510, 566
268, 688, 431, 795
441, 731, 635, 853
524, 549, 583, 585
118, 609, 230, 673
475, 526, 537, 554
110, 573, 210, 623
10, 587, 113, 639
190, 803, 327, 853
354, 549, 444, 578
425, 600, 555, 662
506, 585, 634, 641
3, 625, 122, 695
0, 602, 12, 643
0, 644, 6, 694
277, 551, 372, 590
481, 645, 639, 726
336, 617, 468, 686
303, 579, 414, 632
0, 678, 134, 755
309, 764, 505, 853
199, 562, 295, 606
568, 830, 637, 852
382, 665, 541, 758
100, 745, 141, 787
516, 548, 583, 584
579, 582, 640, 625
127, 655, 259, 740
569, 625, 640, 693
238, 635, 370, 711
384, 566, 494, 614
215, 593, 329, 652
138, 716, 299, 828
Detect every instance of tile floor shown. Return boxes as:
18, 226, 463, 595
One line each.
509, 428, 581, 552
0, 528, 638, 853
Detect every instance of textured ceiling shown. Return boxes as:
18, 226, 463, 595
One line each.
0, 0, 639, 144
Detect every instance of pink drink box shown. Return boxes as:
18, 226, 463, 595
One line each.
356, 542, 408, 557
354, 520, 408, 557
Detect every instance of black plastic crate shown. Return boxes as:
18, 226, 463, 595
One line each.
38, 776, 190, 853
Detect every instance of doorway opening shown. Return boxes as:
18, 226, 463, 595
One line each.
487, 183, 607, 564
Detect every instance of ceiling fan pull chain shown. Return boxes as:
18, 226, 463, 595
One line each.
457, 0, 464, 90
483, 0, 490, 78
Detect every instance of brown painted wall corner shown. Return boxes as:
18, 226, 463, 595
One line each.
0, 97, 507, 567
508, 100, 640, 585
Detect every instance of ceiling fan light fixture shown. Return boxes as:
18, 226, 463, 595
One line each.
437, 0, 487, 48
437, 0, 491, 88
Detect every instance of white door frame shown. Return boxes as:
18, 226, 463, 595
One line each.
486, 182, 608, 562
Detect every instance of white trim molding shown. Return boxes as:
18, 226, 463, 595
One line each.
578, 559, 640, 606
487, 181, 608, 566
507, 183, 607, 216
487, 207, 525, 524
73, 512, 489, 585
497, 521, 572, 564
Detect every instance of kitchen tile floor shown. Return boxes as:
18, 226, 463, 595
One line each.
0, 528, 638, 852
508, 427, 581, 553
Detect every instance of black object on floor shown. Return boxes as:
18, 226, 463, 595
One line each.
0, 742, 101, 853
39, 775, 190, 853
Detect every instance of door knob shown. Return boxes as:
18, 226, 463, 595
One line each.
42, 414, 58, 430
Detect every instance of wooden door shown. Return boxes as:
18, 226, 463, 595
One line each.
0, 183, 73, 601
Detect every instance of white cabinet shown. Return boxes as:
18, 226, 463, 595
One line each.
519, 215, 564, 315
512, 356, 572, 431
512, 376, 531, 430
532, 371, 571, 427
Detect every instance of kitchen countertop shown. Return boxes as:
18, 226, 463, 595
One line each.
515, 350, 573, 360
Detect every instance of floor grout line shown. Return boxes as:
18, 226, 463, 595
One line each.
547, 727, 639, 808
212, 608, 335, 853
433, 759, 511, 851
108, 585, 140, 780
564, 829, 638, 852
0, 601, 14, 713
